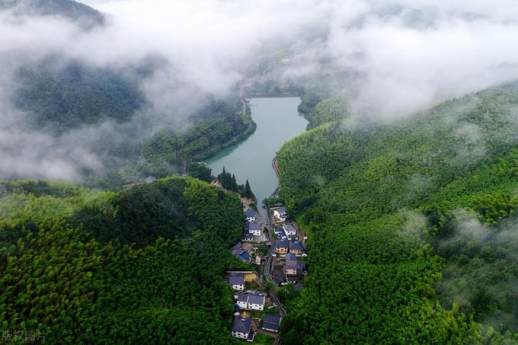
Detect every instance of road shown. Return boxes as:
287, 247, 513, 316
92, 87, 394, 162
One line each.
263, 207, 287, 317
262, 207, 286, 345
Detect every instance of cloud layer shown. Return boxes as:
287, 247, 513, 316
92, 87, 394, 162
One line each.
2, 0, 518, 180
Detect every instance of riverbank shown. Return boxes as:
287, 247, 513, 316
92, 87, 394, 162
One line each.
193, 101, 257, 162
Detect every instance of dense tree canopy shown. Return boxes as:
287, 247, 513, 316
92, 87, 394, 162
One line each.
0, 177, 245, 344
277, 81, 518, 344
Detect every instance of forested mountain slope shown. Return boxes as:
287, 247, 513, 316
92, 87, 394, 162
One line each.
1, 1, 255, 186
10, 57, 255, 186
0, 177, 245, 344
277, 82, 518, 344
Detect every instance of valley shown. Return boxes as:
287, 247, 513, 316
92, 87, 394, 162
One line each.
2, 1, 518, 344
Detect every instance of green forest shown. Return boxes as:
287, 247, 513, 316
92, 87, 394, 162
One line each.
13, 60, 256, 187
0, 177, 247, 344
277, 82, 518, 344
138, 97, 256, 182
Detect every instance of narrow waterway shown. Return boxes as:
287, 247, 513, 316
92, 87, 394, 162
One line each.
206, 97, 307, 206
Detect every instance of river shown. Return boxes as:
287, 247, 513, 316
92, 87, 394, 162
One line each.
206, 97, 308, 206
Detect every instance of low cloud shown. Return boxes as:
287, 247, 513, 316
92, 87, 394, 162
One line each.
438, 209, 518, 332
2, 0, 518, 180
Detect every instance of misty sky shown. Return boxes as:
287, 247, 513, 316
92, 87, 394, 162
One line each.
2, 0, 518, 180
78, 0, 518, 116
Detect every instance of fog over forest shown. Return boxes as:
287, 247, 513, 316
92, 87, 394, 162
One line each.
1, 0, 518, 180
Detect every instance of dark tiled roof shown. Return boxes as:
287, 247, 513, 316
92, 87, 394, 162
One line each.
238, 292, 265, 307
248, 222, 262, 232
232, 316, 252, 333
248, 293, 265, 306
243, 234, 254, 242
289, 241, 304, 252
237, 293, 248, 303
238, 251, 251, 262
229, 274, 245, 286
285, 253, 298, 270
262, 314, 282, 331
274, 239, 289, 249
245, 209, 257, 217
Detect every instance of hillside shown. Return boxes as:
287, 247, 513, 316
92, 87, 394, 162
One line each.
277, 82, 518, 344
1, 1, 255, 186
15, 60, 144, 132
9, 57, 255, 186
0, 177, 246, 344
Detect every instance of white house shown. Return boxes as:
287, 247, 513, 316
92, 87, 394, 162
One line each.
262, 314, 282, 333
247, 222, 262, 237
283, 223, 297, 239
273, 207, 288, 222
244, 209, 257, 222
228, 274, 245, 291
248, 293, 266, 311
232, 315, 255, 342
237, 293, 249, 310
236, 291, 266, 311
284, 253, 298, 276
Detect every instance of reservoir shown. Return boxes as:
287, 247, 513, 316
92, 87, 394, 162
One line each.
206, 97, 307, 206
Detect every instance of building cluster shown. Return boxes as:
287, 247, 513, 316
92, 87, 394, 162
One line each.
227, 271, 282, 342
243, 209, 268, 242
226, 204, 309, 342
270, 206, 308, 286
231, 208, 270, 266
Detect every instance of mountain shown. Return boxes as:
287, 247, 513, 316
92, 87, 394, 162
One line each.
277, 82, 518, 344
0, 177, 245, 344
15, 60, 144, 132
8, 55, 255, 186
0, 0, 105, 29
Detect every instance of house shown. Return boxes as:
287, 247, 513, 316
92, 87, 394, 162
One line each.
228, 271, 257, 283
274, 239, 289, 255
242, 232, 254, 242
284, 253, 298, 276
271, 268, 285, 285
232, 243, 252, 263
236, 291, 266, 311
262, 314, 282, 333
238, 251, 252, 263
232, 315, 255, 342
228, 273, 245, 291
272, 207, 288, 222
282, 223, 297, 239
248, 293, 266, 311
289, 241, 305, 256
274, 228, 286, 240
237, 293, 249, 310
247, 222, 263, 237
244, 209, 257, 222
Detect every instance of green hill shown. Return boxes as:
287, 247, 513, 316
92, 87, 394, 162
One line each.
10, 58, 255, 186
0, 177, 245, 344
277, 82, 518, 344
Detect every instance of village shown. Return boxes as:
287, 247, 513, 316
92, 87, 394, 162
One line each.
227, 204, 308, 344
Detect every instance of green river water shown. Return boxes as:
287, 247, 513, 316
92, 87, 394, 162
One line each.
206, 97, 307, 206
